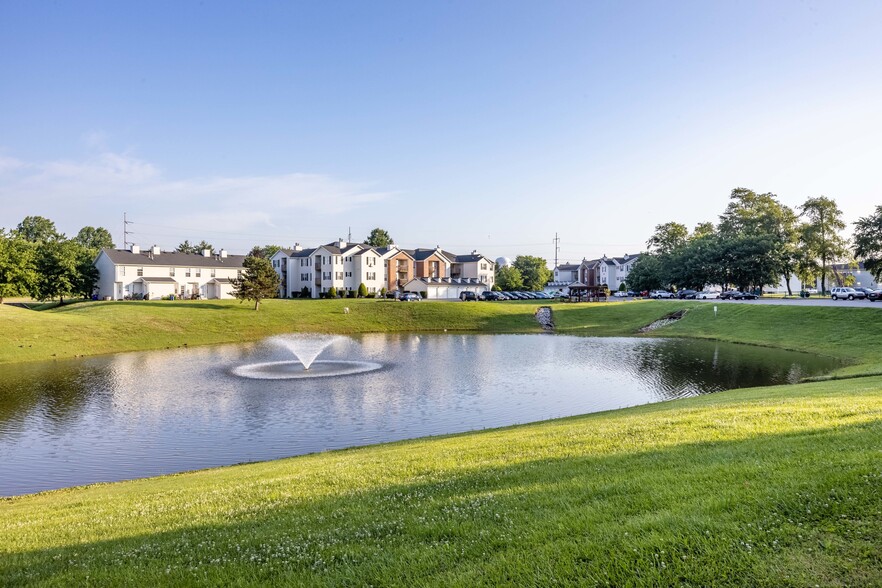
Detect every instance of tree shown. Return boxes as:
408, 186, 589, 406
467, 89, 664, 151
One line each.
177, 240, 196, 254
327, 286, 338, 299
495, 265, 524, 291
799, 196, 847, 294
625, 254, 665, 292
74, 226, 115, 252
512, 256, 551, 291
364, 228, 394, 248
195, 240, 214, 253
718, 188, 799, 294
34, 239, 82, 303
692, 222, 716, 239
231, 256, 280, 310
357, 282, 368, 297
853, 205, 882, 281
646, 222, 688, 254
14, 216, 60, 243
0, 231, 38, 303
248, 244, 282, 259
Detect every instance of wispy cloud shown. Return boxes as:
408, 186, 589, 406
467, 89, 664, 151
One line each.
0, 151, 396, 247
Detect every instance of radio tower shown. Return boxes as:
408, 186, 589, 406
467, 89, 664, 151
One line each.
123, 213, 133, 250
553, 233, 560, 268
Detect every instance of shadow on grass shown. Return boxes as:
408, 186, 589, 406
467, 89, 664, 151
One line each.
3, 419, 881, 586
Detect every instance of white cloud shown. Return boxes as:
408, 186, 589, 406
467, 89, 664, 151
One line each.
0, 151, 397, 249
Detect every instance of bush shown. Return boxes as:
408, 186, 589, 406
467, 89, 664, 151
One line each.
301, 286, 310, 298
327, 287, 337, 299
379, 287, 386, 297
365, 293, 376, 298
358, 283, 368, 298
419, 291, 427, 299
347, 290, 356, 298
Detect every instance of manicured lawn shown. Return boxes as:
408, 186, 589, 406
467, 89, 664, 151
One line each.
2, 376, 880, 586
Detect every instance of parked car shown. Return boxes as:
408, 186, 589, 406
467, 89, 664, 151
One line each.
460, 291, 477, 302
650, 290, 675, 299
719, 290, 738, 300
480, 291, 502, 301
867, 289, 882, 302
696, 291, 720, 299
612, 291, 629, 298
677, 289, 698, 299
626, 290, 638, 297
853, 287, 875, 298
731, 291, 758, 300
830, 287, 865, 300
399, 292, 421, 302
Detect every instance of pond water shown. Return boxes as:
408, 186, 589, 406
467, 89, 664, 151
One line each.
0, 334, 838, 496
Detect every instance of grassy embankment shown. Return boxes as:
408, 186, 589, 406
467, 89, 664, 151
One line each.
2, 299, 882, 585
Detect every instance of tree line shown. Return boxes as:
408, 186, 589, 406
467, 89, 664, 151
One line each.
0, 216, 114, 303
626, 189, 878, 294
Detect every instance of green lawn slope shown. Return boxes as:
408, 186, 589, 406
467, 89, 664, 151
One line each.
2, 376, 880, 586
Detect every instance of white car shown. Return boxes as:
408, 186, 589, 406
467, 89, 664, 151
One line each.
830, 287, 865, 300
612, 291, 629, 298
650, 290, 675, 299
696, 291, 720, 299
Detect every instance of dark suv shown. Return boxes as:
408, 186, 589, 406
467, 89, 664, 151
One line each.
460, 291, 477, 302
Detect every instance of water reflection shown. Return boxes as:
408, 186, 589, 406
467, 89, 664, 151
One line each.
0, 334, 838, 496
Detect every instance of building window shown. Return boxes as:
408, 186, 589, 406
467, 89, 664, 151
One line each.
195, 269, 201, 278
120, 266, 126, 276
169, 268, 175, 277
137, 267, 143, 277
186, 268, 191, 277
211, 269, 216, 277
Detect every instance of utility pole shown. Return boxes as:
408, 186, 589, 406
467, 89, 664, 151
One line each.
348, 226, 352, 243
553, 233, 560, 268
123, 212, 133, 250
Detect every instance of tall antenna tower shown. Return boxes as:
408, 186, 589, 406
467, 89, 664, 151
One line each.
123, 212, 133, 250
553, 232, 560, 268
348, 226, 352, 242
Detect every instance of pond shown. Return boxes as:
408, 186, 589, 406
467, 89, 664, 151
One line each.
0, 334, 839, 496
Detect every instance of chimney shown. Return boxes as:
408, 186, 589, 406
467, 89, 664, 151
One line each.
220, 249, 228, 258
293, 243, 302, 252
337, 238, 347, 248
472, 250, 478, 255
202, 249, 211, 257
152, 245, 160, 255
131, 244, 140, 254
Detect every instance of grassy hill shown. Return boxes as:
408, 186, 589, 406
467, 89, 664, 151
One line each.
2, 375, 880, 586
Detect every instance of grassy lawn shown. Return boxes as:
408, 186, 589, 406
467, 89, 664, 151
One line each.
2, 376, 880, 586
3, 298, 882, 585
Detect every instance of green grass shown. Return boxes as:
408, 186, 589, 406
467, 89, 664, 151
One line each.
2, 377, 880, 586
3, 299, 882, 585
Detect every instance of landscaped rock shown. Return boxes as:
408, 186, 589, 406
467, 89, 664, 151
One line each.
535, 306, 555, 331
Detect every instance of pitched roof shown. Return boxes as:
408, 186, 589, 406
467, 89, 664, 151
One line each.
556, 264, 580, 271
452, 253, 489, 263
407, 248, 450, 262
290, 248, 316, 258
99, 248, 246, 268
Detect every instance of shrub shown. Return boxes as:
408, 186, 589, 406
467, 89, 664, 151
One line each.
301, 286, 310, 298
327, 287, 337, 299
358, 283, 368, 298
419, 291, 427, 299
347, 290, 356, 298
379, 287, 386, 297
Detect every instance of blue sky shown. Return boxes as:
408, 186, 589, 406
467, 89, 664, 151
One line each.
1, 1, 881, 262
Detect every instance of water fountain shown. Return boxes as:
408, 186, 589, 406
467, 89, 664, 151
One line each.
232, 334, 383, 380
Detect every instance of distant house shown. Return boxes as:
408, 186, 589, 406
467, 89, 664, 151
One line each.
93, 245, 246, 300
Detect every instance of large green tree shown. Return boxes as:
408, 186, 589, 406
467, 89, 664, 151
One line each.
232, 256, 280, 310
512, 256, 551, 291
718, 188, 799, 294
0, 230, 38, 303
495, 265, 524, 291
853, 205, 882, 281
74, 226, 115, 252
14, 216, 60, 243
798, 196, 847, 294
646, 222, 689, 254
248, 244, 283, 259
364, 228, 394, 248
625, 254, 665, 292
33, 239, 82, 303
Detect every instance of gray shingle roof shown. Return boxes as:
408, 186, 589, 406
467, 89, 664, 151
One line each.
100, 248, 246, 268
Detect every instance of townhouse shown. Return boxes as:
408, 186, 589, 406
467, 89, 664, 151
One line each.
545, 254, 641, 293
93, 245, 246, 300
